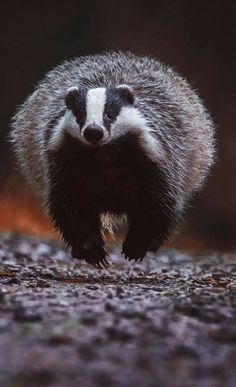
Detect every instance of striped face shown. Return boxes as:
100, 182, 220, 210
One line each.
49, 85, 163, 161
63, 85, 135, 146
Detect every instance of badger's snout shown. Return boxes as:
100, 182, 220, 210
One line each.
83, 125, 104, 144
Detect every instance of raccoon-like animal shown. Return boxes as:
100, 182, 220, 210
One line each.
10, 52, 215, 268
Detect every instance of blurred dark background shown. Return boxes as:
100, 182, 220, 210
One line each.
0, 1, 235, 250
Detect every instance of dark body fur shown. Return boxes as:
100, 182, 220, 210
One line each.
47, 132, 175, 264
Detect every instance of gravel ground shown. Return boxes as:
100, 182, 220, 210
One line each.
0, 233, 236, 387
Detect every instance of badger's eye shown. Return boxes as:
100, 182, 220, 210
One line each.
104, 111, 116, 121
76, 111, 85, 127
77, 112, 84, 121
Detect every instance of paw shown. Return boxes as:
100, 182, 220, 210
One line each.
122, 238, 148, 262
71, 237, 109, 268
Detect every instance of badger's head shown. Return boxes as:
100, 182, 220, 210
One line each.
64, 84, 141, 146
51, 85, 149, 143
49, 84, 163, 160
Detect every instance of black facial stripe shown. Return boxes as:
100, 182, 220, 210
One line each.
66, 87, 87, 129
103, 87, 128, 131
76, 88, 87, 129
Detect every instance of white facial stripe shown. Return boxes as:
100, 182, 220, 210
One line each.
111, 106, 166, 161
115, 106, 148, 134
85, 88, 106, 127
48, 111, 79, 149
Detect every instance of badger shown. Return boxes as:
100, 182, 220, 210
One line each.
10, 52, 215, 268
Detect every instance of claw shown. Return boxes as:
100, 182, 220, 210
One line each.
93, 259, 109, 270
87, 255, 110, 269
103, 252, 110, 266
100, 260, 107, 269
88, 260, 101, 268
99, 262, 106, 269
103, 257, 110, 267
123, 252, 142, 262
124, 254, 144, 262
94, 262, 103, 269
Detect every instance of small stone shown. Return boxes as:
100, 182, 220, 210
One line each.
116, 286, 124, 296
13, 306, 42, 322
80, 314, 98, 326
6, 277, 21, 285
105, 325, 134, 341
36, 243, 51, 256
36, 278, 50, 288
119, 308, 141, 319
226, 283, 236, 293
105, 300, 116, 312
86, 285, 99, 290
47, 333, 73, 346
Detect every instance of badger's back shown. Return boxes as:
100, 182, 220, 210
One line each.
10, 52, 215, 204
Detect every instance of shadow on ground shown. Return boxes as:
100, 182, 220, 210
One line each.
0, 233, 236, 387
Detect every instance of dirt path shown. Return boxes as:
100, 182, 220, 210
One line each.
0, 233, 236, 387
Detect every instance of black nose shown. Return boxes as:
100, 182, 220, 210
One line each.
83, 125, 104, 144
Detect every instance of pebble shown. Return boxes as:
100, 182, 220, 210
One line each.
13, 305, 42, 322
105, 301, 116, 312
226, 282, 236, 293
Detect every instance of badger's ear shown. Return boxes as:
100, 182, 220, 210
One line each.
65, 86, 80, 111
117, 84, 134, 105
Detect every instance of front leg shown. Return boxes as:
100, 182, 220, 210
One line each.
49, 199, 109, 267
122, 205, 173, 261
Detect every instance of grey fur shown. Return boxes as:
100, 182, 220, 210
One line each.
10, 51, 215, 262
